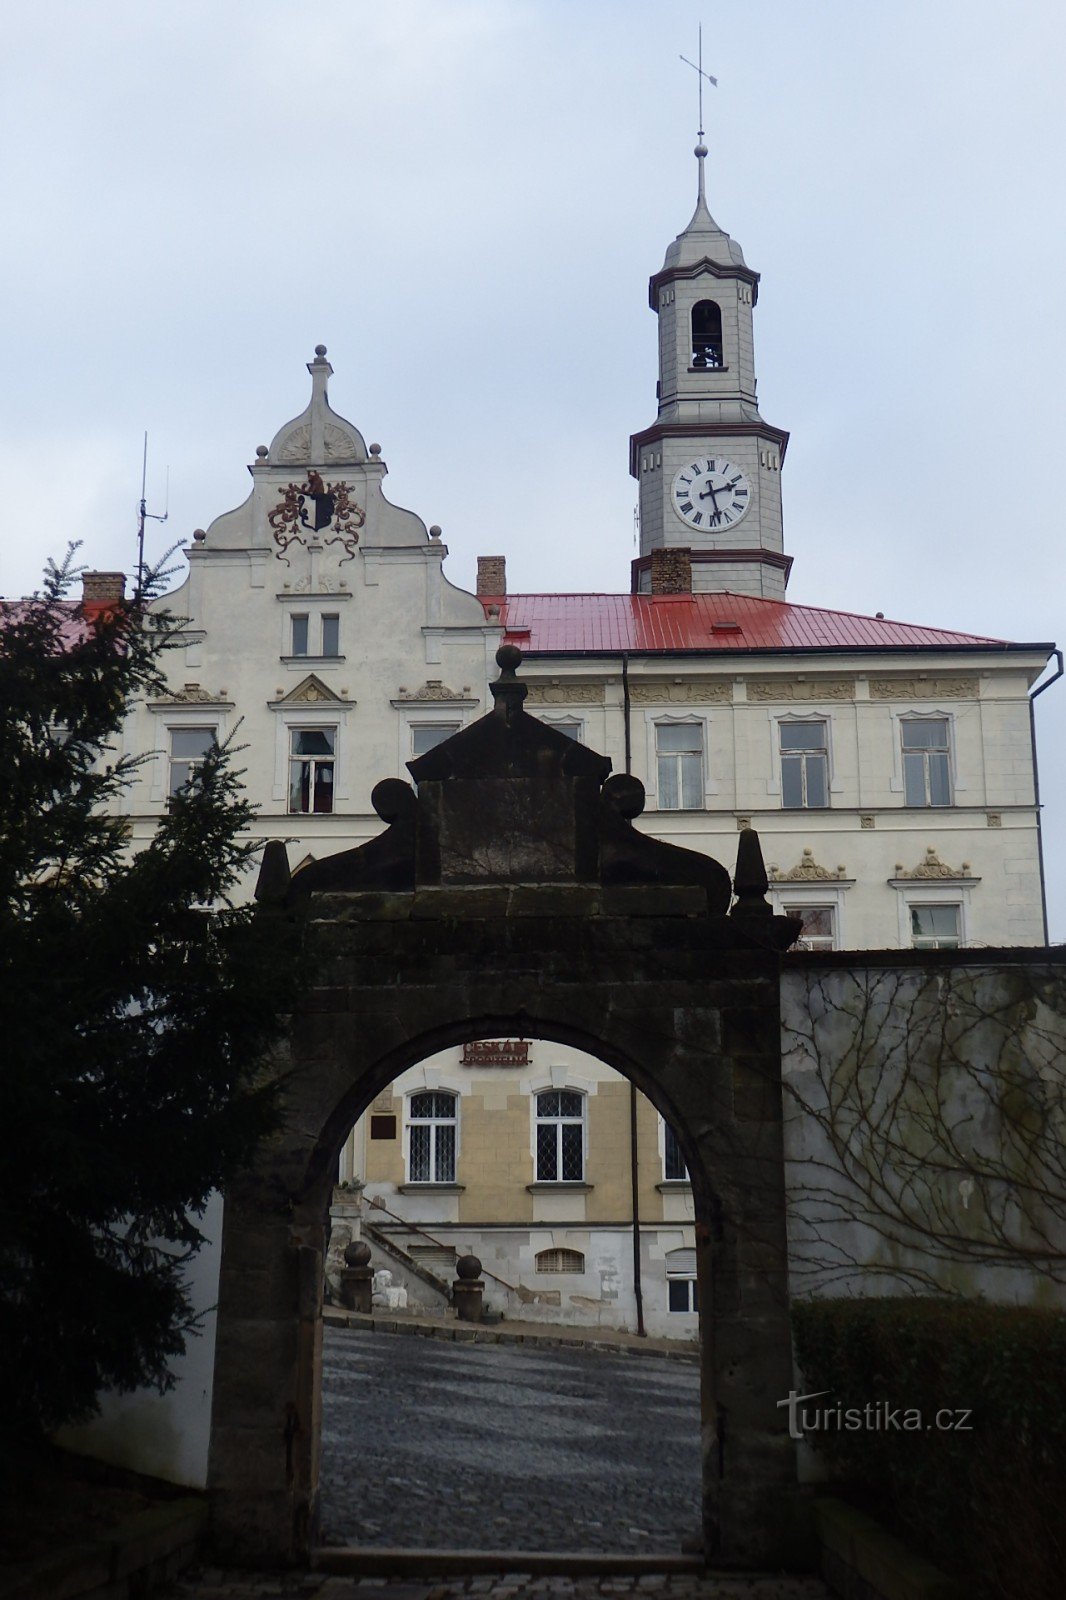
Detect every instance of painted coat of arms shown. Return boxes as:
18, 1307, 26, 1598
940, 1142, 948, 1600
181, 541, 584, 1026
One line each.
269, 471, 365, 565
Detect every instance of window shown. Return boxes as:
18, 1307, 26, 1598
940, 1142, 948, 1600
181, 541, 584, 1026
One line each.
288, 728, 335, 813
902, 719, 952, 806
408, 1091, 457, 1183
910, 904, 960, 950
691, 299, 723, 369
169, 726, 215, 797
535, 1248, 585, 1274
666, 1247, 699, 1314
535, 1090, 584, 1181
780, 721, 828, 809
546, 717, 583, 742
663, 1121, 689, 1181
411, 723, 460, 757
656, 723, 703, 810
291, 614, 340, 657
783, 904, 836, 951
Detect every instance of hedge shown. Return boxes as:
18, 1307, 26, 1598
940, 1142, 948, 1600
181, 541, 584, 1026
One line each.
791, 1298, 1066, 1600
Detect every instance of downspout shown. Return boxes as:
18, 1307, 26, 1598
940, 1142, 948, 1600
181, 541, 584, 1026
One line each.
629, 1080, 645, 1337
1029, 649, 1063, 945
622, 650, 644, 1333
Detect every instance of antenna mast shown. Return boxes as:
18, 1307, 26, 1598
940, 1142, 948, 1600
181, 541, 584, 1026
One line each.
136, 432, 169, 595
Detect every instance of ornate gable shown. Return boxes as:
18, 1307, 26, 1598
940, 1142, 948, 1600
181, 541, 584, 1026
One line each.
270, 674, 349, 710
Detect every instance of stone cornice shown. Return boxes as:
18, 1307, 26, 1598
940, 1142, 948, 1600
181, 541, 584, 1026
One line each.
630, 419, 790, 476
648, 255, 761, 309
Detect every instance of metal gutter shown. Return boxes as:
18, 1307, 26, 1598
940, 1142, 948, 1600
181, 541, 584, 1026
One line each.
1029, 648, 1064, 944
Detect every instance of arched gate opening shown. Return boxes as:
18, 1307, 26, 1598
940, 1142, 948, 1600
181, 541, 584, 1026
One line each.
208, 649, 802, 1568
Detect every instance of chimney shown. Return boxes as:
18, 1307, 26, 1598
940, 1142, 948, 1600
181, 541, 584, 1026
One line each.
649, 547, 692, 596
81, 572, 127, 603
476, 555, 506, 597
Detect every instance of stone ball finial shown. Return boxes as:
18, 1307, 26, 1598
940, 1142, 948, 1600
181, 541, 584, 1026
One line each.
456, 1253, 482, 1281
369, 443, 382, 456
192, 528, 206, 543
429, 524, 442, 538
256, 445, 269, 459
496, 643, 522, 672
343, 1241, 371, 1269
314, 343, 328, 358
371, 777, 416, 823
602, 773, 646, 820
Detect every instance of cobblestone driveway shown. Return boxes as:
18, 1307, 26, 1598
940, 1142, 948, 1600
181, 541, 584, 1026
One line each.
319, 1327, 702, 1554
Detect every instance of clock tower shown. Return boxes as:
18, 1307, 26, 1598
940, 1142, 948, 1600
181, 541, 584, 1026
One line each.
630, 141, 791, 599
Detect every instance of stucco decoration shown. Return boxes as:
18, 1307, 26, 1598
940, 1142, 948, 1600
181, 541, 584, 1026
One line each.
270, 674, 348, 709
394, 680, 476, 704
892, 846, 975, 880
869, 676, 978, 700
747, 679, 853, 702
148, 682, 231, 707
268, 473, 365, 566
769, 848, 847, 882
525, 681, 607, 705
630, 680, 731, 704
274, 422, 364, 464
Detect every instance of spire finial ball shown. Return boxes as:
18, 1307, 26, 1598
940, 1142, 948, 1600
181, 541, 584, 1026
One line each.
314, 344, 327, 358
695, 142, 707, 158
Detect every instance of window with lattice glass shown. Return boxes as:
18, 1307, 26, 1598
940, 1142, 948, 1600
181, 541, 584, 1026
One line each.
902, 718, 952, 806
535, 1089, 584, 1181
780, 721, 828, 809
407, 1091, 457, 1183
910, 904, 960, 950
288, 728, 335, 814
656, 723, 703, 810
535, 1248, 585, 1274
783, 904, 836, 951
169, 726, 216, 797
663, 1121, 689, 1181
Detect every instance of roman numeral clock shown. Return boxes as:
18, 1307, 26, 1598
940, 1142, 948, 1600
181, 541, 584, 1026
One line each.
672, 458, 751, 531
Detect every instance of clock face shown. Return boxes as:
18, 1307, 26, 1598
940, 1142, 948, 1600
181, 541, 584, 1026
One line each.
671, 458, 751, 532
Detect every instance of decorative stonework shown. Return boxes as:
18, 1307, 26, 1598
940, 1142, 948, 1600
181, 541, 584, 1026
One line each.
987, 813, 1002, 828
269, 473, 365, 565
768, 848, 847, 883
860, 815, 875, 830
869, 677, 978, 701
271, 674, 348, 708
736, 816, 751, 830
395, 680, 474, 704
461, 1039, 530, 1067
747, 678, 854, 702
148, 682, 230, 706
524, 681, 606, 706
630, 680, 731, 704
275, 423, 363, 463
892, 847, 973, 880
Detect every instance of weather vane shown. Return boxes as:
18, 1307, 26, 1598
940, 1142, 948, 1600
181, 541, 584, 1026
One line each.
680, 24, 717, 139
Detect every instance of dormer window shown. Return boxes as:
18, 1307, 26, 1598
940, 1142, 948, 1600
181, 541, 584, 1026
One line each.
691, 300, 723, 369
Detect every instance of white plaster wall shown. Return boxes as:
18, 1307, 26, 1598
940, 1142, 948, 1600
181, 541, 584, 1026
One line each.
57, 1191, 224, 1488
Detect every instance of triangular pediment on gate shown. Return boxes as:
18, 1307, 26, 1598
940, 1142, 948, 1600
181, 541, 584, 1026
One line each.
268, 674, 349, 709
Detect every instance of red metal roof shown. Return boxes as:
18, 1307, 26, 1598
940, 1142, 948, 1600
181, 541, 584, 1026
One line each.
481, 592, 1019, 655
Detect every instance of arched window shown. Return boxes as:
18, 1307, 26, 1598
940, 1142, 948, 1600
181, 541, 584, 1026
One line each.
691, 300, 723, 369
535, 1247, 586, 1274
408, 1090, 457, 1183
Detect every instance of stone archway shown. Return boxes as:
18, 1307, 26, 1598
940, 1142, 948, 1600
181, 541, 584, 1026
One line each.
208, 649, 802, 1569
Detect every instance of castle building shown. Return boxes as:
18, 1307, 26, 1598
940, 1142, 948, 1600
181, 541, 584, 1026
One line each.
97, 139, 1055, 1336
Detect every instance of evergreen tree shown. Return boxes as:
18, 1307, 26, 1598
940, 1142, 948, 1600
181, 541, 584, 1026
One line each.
0, 549, 300, 1438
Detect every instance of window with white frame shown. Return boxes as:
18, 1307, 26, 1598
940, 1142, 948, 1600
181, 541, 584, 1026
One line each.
288, 727, 336, 813
910, 904, 961, 950
291, 613, 341, 657
535, 1247, 585, 1273
545, 716, 583, 742
902, 718, 952, 806
411, 723, 460, 758
169, 726, 216, 797
666, 1247, 699, 1313
663, 1120, 689, 1181
656, 722, 703, 810
535, 1090, 585, 1181
782, 903, 837, 951
780, 720, 829, 809
407, 1090, 457, 1183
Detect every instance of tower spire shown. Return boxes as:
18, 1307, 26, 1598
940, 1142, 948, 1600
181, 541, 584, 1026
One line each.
680, 26, 717, 217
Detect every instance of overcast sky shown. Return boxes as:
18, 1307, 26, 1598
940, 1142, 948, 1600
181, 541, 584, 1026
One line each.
3, 0, 1065, 933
